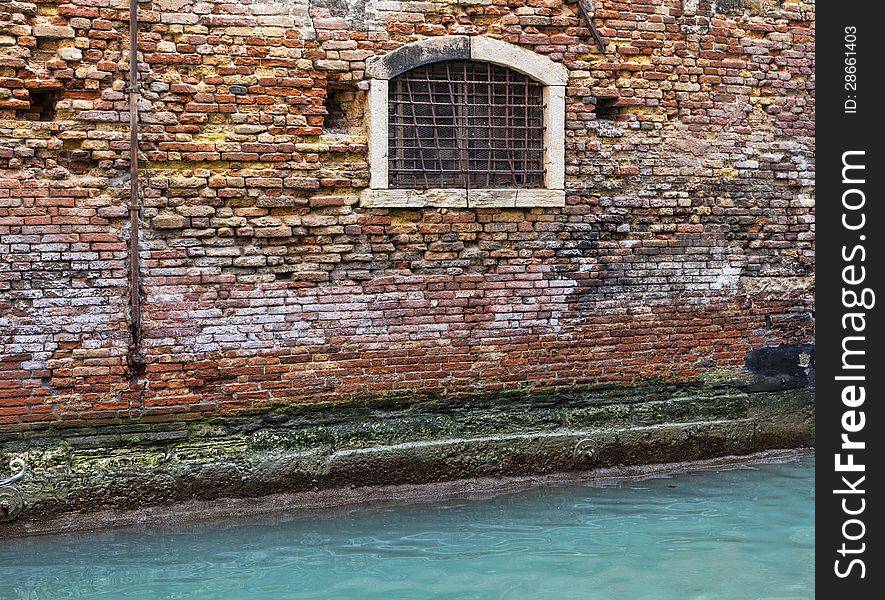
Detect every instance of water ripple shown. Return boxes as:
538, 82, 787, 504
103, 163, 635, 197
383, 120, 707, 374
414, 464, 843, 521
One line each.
0, 455, 814, 600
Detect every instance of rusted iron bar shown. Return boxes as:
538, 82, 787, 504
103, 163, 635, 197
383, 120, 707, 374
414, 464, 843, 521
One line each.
127, 0, 143, 381
577, 0, 608, 54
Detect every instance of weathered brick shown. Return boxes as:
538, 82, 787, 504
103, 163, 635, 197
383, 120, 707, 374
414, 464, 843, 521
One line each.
0, 0, 814, 434
32, 24, 75, 39
152, 213, 188, 229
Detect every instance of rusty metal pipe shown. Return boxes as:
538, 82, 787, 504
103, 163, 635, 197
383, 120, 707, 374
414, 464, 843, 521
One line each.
127, 0, 143, 381
577, 0, 607, 53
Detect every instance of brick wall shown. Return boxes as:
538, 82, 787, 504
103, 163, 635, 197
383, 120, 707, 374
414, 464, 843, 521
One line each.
0, 0, 815, 428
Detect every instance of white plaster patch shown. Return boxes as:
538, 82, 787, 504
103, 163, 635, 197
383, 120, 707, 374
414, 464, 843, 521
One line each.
739, 276, 815, 294
710, 264, 743, 290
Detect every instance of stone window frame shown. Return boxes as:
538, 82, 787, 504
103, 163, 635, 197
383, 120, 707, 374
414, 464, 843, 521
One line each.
361, 36, 568, 209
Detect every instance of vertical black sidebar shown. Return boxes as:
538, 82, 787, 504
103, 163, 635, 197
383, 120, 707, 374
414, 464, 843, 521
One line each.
816, 3, 880, 597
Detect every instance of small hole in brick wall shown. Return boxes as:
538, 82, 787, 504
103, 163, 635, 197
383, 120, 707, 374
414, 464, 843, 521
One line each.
324, 82, 359, 133
595, 97, 622, 120
17, 90, 61, 121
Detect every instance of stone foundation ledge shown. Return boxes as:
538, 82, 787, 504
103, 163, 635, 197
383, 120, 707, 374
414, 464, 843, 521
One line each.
0, 382, 814, 536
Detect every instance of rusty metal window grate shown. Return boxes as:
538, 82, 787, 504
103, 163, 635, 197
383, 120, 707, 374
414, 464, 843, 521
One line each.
388, 60, 545, 189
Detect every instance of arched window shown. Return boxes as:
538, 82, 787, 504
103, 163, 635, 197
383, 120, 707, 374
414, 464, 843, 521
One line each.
362, 36, 567, 208
389, 60, 544, 190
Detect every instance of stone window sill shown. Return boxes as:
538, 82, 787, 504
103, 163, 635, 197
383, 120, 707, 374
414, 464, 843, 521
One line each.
360, 188, 564, 208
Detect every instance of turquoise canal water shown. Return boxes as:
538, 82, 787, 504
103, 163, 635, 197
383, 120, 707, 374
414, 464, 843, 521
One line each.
1, 454, 813, 600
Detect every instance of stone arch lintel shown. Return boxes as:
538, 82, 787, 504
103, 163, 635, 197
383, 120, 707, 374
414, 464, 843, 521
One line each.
365, 36, 568, 86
